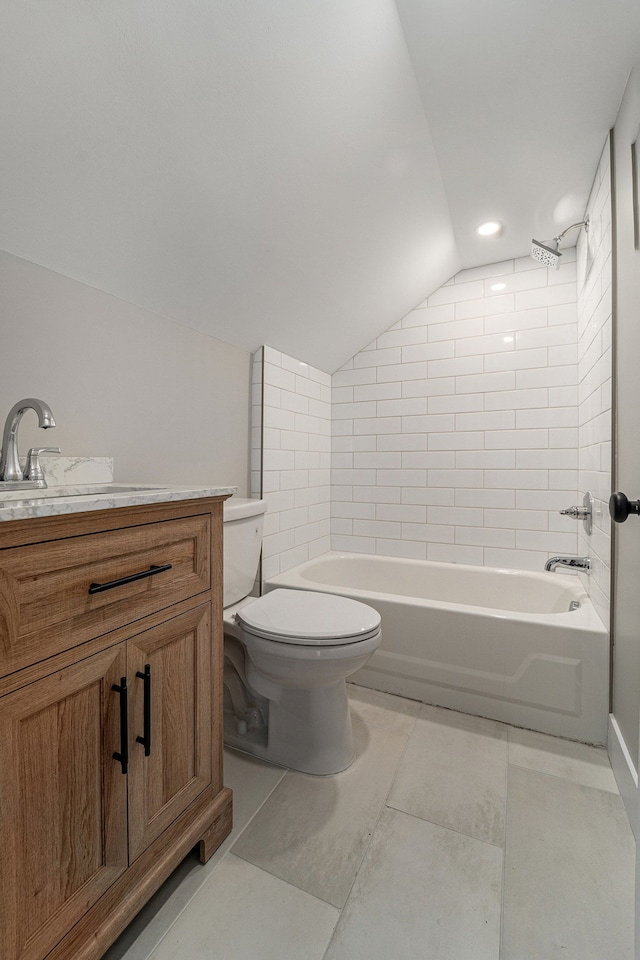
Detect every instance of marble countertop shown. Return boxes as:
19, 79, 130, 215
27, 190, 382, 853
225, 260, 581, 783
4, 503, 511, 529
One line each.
0, 482, 238, 522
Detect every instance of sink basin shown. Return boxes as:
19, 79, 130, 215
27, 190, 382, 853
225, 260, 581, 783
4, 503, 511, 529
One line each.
0, 483, 168, 503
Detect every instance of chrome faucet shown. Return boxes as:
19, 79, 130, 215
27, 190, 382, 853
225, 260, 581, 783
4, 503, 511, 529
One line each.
0, 398, 57, 487
544, 556, 591, 573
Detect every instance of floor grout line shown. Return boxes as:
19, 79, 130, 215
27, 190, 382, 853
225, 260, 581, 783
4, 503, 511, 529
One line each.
383, 800, 507, 849
115, 691, 630, 960
505, 758, 621, 794
499, 750, 510, 960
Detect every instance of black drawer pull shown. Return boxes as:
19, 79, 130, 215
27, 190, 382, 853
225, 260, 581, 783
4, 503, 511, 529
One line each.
88, 563, 172, 595
112, 677, 129, 775
136, 663, 152, 756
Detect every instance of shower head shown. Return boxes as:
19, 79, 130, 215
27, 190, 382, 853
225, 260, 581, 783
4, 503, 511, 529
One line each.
531, 238, 562, 269
530, 217, 589, 270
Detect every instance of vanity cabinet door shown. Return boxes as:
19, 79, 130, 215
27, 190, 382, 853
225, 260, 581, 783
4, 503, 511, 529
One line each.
126, 603, 214, 862
0, 645, 128, 960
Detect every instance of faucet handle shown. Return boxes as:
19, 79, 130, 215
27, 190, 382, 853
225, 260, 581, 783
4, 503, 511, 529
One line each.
559, 492, 593, 535
560, 506, 587, 518
24, 446, 61, 482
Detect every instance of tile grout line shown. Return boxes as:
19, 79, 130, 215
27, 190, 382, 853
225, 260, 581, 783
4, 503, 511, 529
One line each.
229, 701, 415, 919
499, 731, 511, 960
148, 854, 342, 960
122, 690, 626, 960
224, 850, 344, 916
141, 757, 290, 960
506, 758, 620, 795
319, 703, 419, 960
382, 801, 507, 854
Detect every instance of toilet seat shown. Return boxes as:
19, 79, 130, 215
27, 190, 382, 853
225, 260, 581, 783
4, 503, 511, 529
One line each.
236, 588, 381, 645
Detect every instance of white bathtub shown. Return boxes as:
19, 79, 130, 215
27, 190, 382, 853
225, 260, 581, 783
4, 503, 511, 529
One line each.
266, 552, 609, 744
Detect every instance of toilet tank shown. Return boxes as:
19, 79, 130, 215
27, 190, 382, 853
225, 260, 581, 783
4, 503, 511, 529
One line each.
223, 498, 267, 607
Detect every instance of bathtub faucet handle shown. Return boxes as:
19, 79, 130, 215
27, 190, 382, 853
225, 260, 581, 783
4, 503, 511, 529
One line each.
559, 492, 593, 535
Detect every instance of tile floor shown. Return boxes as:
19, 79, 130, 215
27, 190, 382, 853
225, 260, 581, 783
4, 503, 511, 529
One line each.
104, 685, 635, 960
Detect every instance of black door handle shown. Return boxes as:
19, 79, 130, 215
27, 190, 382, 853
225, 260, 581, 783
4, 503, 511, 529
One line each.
112, 677, 129, 774
136, 663, 152, 756
609, 492, 640, 523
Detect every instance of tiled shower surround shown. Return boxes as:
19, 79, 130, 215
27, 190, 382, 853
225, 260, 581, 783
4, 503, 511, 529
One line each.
253, 346, 332, 580
331, 254, 581, 571
576, 139, 612, 627
253, 143, 612, 626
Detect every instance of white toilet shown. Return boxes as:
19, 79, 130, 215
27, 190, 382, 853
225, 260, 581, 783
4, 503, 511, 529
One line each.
222, 497, 382, 775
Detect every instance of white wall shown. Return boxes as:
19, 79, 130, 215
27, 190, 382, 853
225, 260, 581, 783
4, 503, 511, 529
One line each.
0, 1, 457, 374
331, 256, 580, 570
0, 251, 250, 489
257, 346, 331, 578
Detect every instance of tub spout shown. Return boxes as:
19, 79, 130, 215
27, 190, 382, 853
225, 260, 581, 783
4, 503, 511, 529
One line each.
544, 555, 591, 573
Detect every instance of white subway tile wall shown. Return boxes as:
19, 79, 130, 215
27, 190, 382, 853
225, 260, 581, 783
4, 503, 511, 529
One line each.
576, 138, 612, 627
250, 143, 611, 619
256, 346, 331, 579
331, 254, 582, 571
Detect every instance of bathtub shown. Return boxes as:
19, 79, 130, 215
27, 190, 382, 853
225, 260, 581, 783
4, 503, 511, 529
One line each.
265, 552, 609, 744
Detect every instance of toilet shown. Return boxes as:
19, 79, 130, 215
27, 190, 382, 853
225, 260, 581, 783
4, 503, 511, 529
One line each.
222, 497, 382, 775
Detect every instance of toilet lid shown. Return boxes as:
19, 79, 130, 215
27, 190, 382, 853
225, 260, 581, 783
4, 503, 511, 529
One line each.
236, 589, 381, 645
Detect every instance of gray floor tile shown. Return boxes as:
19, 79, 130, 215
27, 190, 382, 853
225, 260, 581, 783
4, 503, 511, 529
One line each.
507, 725, 619, 793
502, 765, 635, 960
103, 749, 286, 960
224, 746, 289, 825
387, 703, 508, 845
325, 806, 502, 960
102, 697, 636, 960
149, 855, 338, 960
231, 718, 408, 908
347, 682, 420, 736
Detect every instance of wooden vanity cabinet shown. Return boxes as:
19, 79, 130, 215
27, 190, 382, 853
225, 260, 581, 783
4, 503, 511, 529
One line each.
0, 497, 232, 960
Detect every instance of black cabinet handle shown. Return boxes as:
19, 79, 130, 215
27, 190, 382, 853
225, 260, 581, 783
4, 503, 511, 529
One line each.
136, 664, 152, 757
89, 563, 172, 595
112, 677, 129, 775
609, 492, 640, 523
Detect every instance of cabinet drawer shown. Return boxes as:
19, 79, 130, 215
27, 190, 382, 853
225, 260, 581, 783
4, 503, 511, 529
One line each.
0, 514, 211, 675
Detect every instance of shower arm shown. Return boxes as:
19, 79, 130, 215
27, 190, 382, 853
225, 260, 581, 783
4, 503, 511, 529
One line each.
553, 218, 589, 244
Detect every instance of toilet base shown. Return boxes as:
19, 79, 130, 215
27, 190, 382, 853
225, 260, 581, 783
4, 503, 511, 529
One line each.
224, 679, 356, 776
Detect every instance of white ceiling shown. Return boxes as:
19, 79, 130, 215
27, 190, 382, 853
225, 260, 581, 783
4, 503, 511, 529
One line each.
396, 0, 640, 267
1, 2, 639, 372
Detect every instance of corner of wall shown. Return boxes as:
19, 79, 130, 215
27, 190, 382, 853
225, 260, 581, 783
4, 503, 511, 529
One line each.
576, 134, 613, 628
253, 345, 331, 582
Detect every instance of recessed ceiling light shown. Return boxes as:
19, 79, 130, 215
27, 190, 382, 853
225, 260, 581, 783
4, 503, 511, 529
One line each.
476, 220, 502, 237
490, 282, 507, 291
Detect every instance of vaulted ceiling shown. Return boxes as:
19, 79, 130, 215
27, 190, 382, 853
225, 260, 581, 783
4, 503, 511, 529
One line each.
1, 2, 639, 372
